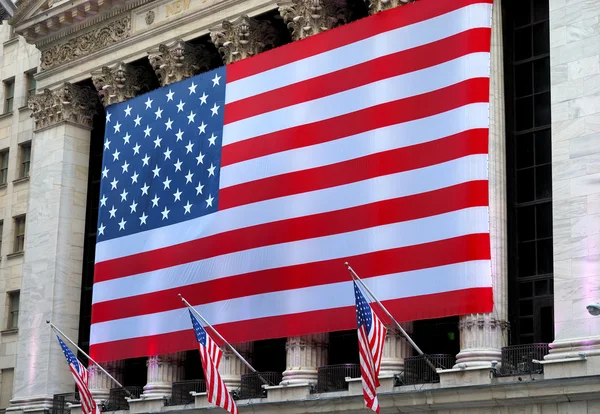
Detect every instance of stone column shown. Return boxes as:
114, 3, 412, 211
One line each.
365, 0, 414, 15
7, 84, 99, 414
141, 353, 185, 398
380, 324, 413, 377
281, 334, 328, 385
277, 0, 349, 41
455, 0, 509, 367
91, 61, 153, 106
219, 342, 253, 390
88, 361, 124, 403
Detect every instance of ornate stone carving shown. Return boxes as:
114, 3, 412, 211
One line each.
210, 15, 279, 65
278, 0, 348, 41
40, 16, 131, 71
365, 0, 414, 15
28, 82, 100, 130
148, 39, 218, 86
92, 62, 152, 106
145, 10, 155, 25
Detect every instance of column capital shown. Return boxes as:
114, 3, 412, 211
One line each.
366, 0, 414, 15
210, 15, 279, 65
148, 39, 218, 87
91, 62, 153, 107
278, 0, 348, 41
28, 83, 99, 131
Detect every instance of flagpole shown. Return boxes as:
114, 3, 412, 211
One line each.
46, 320, 132, 397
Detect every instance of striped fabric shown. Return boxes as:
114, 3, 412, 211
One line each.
90, 0, 494, 361
57, 337, 100, 414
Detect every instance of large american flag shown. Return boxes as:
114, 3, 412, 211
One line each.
354, 281, 386, 413
188, 311, 238, 414
57, 337, 100, 414
89, 0, 494, 361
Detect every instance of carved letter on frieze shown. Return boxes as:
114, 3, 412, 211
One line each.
147, 39, 218, 87
92, 62, 152, 106
278, 0, 349, 41
365, 0, 414, 15
209, 15, 280, 65
28, 83, 100, 130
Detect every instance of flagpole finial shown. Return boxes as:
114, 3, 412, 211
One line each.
46, 320, 50, 324
344, 261, 349, 267
178, 293, 182, 298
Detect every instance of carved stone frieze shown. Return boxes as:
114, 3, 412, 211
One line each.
458, 316, 510, 331
40, 16, 131, 71
28, 83, 100, 130
278, 0, 349, 41
365, 0, 414, 15
210, 15, 280, 65
92, 62, 153, 106
148, 39, 218, 86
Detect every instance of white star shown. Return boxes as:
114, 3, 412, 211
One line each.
161, 206, 170, 220
102, 166, 109, 178
185, 141, 194, 154
212, 73, 221, 86
142, 154, 150, 166
100, 194, 107, 207
134, 115, 142, 127
112, 149, 120, 161
163, 176, 172, 189
120, 189, 128, 202
152, 165, 161, 177
198, 122, 207, 134
98, 223, 106, 235
124, 105, 132, 116
154, 136, 162, 148
165, 118, 173, 130
208, 133, 218, 146
130, 201, 138, 213
183, 201, 192, 214
185, 170, 194, 184
151, 194, 160, 207
123, 132, 131, 144
114, 121, 121, 133
173, 188, 182, 202
106, 112, 112, 123
199, 92, 208, 105
189, 82, 198, 94
164, 147, 172, 160
131, 171, 139, 184
133, 143, 141, 155
144, 125, 152, 137
175, 129, 184, 141
121, 160, 129, 173
140, 183, 149, 195
104, 139, 111, 150
110, 177, 118, 190
176, 100, 185, 112
145, 97, 153, 109
195, 181, 204, 195
166, 89, 174, 101
155, 107, 163, 119
174, 159, 183, 172
139, 212, 148, 225
109, 205, 117, 218
196, 151, 205, 165
211, 103, 220, 116
187, 111, 196, 124
118, 218, 126, 230
206, 194, 214, 207
207, 163, 216, 177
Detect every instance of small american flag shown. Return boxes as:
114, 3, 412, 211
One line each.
57, 337, 100, 414
188, 310, 238, 414
354, 281, 387, 413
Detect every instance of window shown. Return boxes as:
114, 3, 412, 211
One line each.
0, 220, 4, 256
0, 150, 8, 185
0, 368, 14, 409
4, 79, 14, 113
14, 215, 25, 253
26, 71, 36, 99
7, 291, 19, 329
19, 143, 30, 179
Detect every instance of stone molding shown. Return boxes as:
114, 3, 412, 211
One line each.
365, 0, 414, 15
282, 334, 328, 385
458, 316, 510, 331
92, 61, 152, 106
28, 82, 100, 130
148, 39, 218, 86
278, 0, 348, 41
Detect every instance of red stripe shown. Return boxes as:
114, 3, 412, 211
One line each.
225, 0, 492, 82
219, 128, 488, 209
89, 287, 492, 362
224, 28, 491, 124
92, 232, 490, 323
221, 78, 490, 166
95, 179, 488, 283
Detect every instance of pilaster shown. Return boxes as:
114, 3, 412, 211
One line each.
91, 62, 153, 107
380, 324, 413, 377
278, 0, 348, 41
142, 353, 184, 399
219, 343, 253, 390
281, 334, 328, 385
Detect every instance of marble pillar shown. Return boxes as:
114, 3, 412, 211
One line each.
142, 353, 184, 399
7, 84, 99, 414
455, 0, 509, 367
219, 343, 253, 390
380, 324, 413, 377
88, 361, 124, 403
281, 334, 328, 385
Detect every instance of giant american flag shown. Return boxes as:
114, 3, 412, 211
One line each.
57, 337, 100, 414
89, 0, 494, 361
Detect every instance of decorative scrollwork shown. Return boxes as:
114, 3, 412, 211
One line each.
278, 0, 348, 41
365, 0, 414, 15
92, 62, 152, 106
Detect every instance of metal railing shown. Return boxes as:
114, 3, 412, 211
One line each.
104, 386, 142, 411
239, 371, 281, 400
52, 392, 80, 414
169, 379, 206, 406
315, 364, 360, 393
403, 354, 455, 385
498, 343, 549, 377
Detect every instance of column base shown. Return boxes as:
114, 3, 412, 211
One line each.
7, 396, 54, 414
89, 388, 110, 405
546, 336, 600, 360
220, 375, 241, 391
280, 368, 318, 385
141, 383, 172, 399
379, 360, 404, 377
454, 348, 502, 368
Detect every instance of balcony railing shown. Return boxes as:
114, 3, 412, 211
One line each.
403, 354, 455, 385
52, 392, 80, 414
169, 379, 206, 406
315, 364, 360, 393
498, 343, 549, 377
239, 371, 281, 400
104, 386, 142, 411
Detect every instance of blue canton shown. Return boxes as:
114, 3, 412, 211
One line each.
189, 310, 208, 347
97, 67, 227, 241
354, 281, 373, 333
58, 336, 81, 374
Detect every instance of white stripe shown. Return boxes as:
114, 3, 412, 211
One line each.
222, 53, 490, 145
90, 260, 491, 344
92, 206, 489, 304
225, 3, 492, 103
95, 154, 488, 263
220, 103, 489, 189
